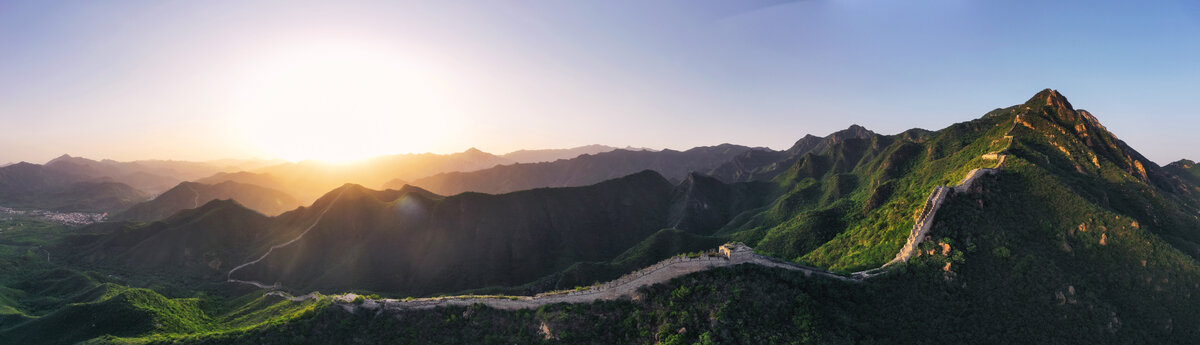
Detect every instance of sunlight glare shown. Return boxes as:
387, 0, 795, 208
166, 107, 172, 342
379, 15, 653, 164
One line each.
227, 41, 460, 163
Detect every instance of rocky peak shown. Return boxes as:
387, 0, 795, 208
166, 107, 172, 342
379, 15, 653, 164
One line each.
786, 125, 875, 157
1026, 88, 1074, 111
826, 125, 875, 146
1020, 89, 1096, 130
1014, 89, 1166, 186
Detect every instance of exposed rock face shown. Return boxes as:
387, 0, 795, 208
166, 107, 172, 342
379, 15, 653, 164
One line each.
1023, 89, 1168, 188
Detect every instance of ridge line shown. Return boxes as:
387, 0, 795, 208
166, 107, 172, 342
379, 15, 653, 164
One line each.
226, 188, 347, 288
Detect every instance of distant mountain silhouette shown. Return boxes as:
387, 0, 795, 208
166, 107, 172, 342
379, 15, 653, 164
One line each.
42, 155, 271, 194
707, 125, 876, 182
113, 181, 301, 222
234, 148, 515, 202
399, 144, 765, 195
500, 145, 654, 164
0, 162, 147, 212
194, 171, 291, 194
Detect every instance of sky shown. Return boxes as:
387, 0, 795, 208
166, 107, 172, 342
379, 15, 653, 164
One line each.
1, 0, 1198, 164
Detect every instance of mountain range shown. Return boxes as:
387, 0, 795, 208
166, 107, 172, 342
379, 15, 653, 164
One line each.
398, 144, 767, 196
498, 144, 653, 164
195, 145, 639, 204
61, 89, 1200, 290
113, 181, 301, 222
0, 156, 281, 213
0, 145, 649, 216
6, 90, 1200, 344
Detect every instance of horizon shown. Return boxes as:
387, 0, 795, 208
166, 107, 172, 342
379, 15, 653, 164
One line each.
3, 1, 1199, 165
7, 3, 1200, 343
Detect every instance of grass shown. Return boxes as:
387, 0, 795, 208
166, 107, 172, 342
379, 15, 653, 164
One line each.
0, 215, 327, 345
718, 111, 1015, 272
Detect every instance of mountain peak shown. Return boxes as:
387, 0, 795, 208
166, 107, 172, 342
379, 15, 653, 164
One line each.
160, 198, 257, 224
46, 154, 78, 165
1026, 88, 1074, 111
841, 124, 874, 136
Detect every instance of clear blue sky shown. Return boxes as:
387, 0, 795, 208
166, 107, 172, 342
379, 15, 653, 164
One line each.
1, 0, 1198, 164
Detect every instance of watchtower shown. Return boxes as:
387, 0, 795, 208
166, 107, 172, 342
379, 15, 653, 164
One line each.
719, 243, 754, 264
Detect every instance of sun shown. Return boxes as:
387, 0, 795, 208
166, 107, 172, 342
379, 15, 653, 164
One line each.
226, 41, 460, 163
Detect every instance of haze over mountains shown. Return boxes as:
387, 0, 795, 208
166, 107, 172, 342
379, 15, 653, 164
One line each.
192, 145, 646, 203
0, 156, 281, 212
398, 144, 766, 195
0, 145, 647, 218
58, 89, 1200, 291
499, 144, 654, 164
6, 90, 1200, 344
113, 181, 301, 222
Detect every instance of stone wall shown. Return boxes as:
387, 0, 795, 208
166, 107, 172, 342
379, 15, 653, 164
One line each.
344, 151, 1009, 311
344, 242, 869, 312
339, 119, 1022, 312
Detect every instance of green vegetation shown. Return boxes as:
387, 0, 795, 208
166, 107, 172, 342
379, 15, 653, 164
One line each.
0, 215, 325, 345
116, 93, 1200, 343
720, 111, 1013, 272
7, 90, 1200, 344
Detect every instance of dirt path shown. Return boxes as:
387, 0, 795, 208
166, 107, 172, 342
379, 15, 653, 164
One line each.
226, 189, 346, 287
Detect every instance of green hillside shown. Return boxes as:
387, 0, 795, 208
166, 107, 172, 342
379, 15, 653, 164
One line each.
232, 172, 761, 296
8, 89, 1200, 344
107, 89, 1200, 344
718, 107, 1011, 272
0, 216, 322, 345
66, 199, 275, 281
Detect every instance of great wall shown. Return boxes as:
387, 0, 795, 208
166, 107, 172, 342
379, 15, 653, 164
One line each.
325, 135, 1015, 312
251, 122, 1019, 312
226, 188, 347, 288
